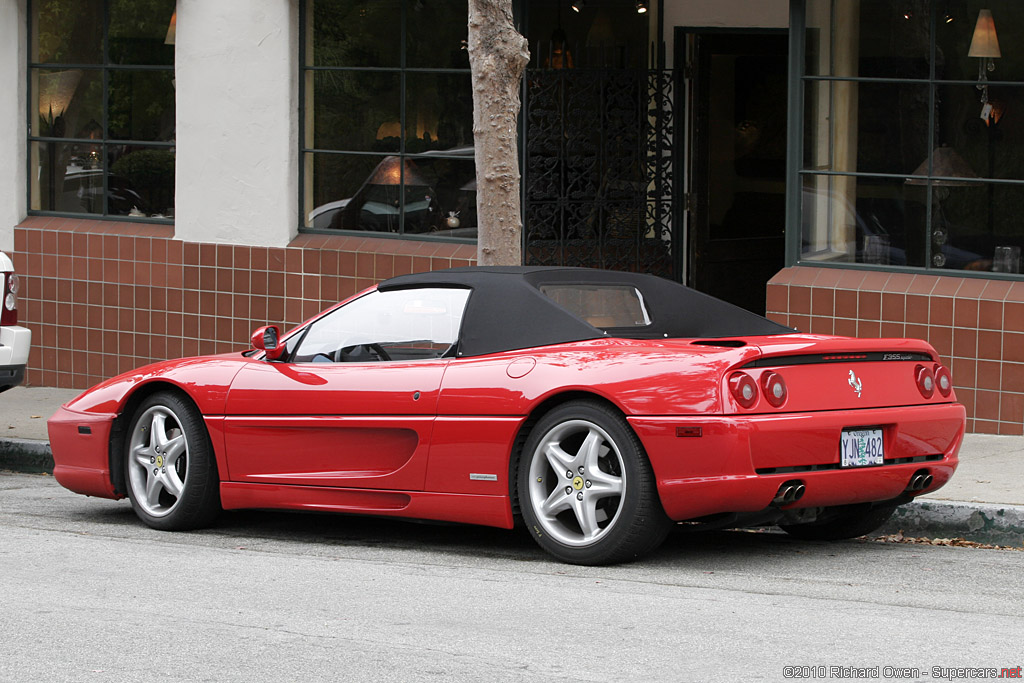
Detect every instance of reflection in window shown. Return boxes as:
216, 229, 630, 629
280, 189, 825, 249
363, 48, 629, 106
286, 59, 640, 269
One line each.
799, 0, 1024, 274
801, 175, 927, 268
301, 0, 475, 239
307, 153, 477, 236
291, 287, 471, 363
29, 0, 176, 220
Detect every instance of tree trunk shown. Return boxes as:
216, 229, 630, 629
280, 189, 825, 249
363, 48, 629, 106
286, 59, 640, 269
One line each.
467, 0, 530, 266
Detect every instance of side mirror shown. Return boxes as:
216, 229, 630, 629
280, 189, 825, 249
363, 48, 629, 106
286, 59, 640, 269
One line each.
250, 325, 285, 361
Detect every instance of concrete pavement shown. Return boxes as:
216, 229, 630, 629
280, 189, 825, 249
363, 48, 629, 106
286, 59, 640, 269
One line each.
2, 385, 1022, 546
5, 474, 1022, 681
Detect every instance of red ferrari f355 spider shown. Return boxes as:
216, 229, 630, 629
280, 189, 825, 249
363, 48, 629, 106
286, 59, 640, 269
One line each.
49, 267, 965, 564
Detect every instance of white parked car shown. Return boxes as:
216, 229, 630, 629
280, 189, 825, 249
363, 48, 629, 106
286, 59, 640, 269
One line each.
0, 251, 30, 392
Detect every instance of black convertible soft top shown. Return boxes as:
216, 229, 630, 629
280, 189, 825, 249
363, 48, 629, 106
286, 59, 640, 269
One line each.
379, 266, 794, 357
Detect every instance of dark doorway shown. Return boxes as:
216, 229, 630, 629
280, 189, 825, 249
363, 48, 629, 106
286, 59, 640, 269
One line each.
683, 30, 788, 314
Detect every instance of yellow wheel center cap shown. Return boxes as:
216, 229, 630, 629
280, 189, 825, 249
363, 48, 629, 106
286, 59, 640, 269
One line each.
572, 476, 584, 491
155, 455, 164, 468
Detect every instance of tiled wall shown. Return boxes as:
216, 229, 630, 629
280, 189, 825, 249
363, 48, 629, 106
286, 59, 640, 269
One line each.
767, 266, 1024, 435
12, 217, 476, 389
11, 219, 1023, 435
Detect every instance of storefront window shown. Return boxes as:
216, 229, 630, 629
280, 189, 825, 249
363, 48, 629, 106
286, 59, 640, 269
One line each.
524, 0, 650, 69
799, 0, 1024, 274
29, 0, 176, 220
301, 0, 475, 239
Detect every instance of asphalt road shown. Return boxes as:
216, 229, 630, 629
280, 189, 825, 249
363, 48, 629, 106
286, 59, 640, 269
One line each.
2, 472, 1022, 683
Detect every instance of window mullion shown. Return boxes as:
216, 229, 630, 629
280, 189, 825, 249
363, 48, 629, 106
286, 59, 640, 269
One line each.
925, 4, 937, 271
100, 0, 111, 216
399, 0, 407, 236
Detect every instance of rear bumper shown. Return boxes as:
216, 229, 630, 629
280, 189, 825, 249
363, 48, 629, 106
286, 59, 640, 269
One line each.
0, 364, 25, 392
0, 324, 31, 390
48, 405, 121, 499
630, 403, 965, 521
0, 324, 31, 363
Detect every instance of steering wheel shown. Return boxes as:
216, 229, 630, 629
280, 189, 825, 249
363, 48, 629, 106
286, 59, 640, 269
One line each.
334, 343, 391, 363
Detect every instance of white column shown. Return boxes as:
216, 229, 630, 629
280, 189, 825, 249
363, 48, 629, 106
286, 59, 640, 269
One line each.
174, 0, 299, 247
0, 0, 28, 252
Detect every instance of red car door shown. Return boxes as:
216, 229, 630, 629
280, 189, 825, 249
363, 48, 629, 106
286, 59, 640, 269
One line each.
221, 286, 470, 491
222, 358, 447, 490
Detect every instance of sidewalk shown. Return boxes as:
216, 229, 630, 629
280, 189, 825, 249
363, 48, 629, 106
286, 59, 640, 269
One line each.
2, 385, 1022, 546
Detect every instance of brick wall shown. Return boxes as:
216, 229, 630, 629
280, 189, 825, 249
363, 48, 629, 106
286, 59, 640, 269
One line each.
12, 216, 476, 389
767, 266, 1024, 435
14, 219, 1021, 436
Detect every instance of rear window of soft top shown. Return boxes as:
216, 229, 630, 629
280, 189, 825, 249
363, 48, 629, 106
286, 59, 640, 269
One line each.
539, 284, 652, 329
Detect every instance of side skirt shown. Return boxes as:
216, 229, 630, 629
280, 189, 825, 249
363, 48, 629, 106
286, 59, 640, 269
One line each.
220, 482, 516, 529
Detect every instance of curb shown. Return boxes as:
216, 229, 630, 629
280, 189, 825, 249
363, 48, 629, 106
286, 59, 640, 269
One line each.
0, 438, 54, 474
879, 499, 1024, 547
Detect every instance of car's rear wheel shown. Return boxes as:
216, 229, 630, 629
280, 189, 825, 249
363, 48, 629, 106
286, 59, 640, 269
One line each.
779, 502, 898, 541
124, 391, 220, 530
518, 400, 672, 565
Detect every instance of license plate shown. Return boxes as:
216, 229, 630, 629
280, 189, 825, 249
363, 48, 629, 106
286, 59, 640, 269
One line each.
840, 428, 884, 467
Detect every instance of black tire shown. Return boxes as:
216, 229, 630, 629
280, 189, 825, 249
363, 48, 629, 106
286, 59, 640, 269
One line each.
123, 391, 221, 531
517, 400, 672, 565
779, 503, 898, 541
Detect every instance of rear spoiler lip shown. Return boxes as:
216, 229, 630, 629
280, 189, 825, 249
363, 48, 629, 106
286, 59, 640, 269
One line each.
741, 350, 936, 368
721, 335, 941, 369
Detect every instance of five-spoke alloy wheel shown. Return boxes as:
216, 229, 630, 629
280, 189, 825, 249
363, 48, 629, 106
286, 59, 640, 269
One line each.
125, 391, 220, 530
518, 401, 671, 565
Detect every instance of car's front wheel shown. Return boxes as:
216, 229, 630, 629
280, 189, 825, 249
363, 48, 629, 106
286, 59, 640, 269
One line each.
779, 502, 898, 541
124, 391, 221, 530
518, 400, 672, 565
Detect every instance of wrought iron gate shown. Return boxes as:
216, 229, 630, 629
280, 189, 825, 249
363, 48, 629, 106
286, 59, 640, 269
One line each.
522, 67, 678, 279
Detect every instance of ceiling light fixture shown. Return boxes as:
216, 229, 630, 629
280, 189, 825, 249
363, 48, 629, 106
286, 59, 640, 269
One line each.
636, 1, 648, 14
969, 8, 1001, 117
571, 0, 584, 12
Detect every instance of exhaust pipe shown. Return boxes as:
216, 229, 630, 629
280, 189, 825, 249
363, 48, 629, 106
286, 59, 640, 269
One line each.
905, 470, 933, 492
772, 480, 806, 505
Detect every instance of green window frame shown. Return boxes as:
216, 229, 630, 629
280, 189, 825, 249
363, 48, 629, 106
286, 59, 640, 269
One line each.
790, 0, 1024, 278
27, 0, 177, 222
300, 0, 477, 242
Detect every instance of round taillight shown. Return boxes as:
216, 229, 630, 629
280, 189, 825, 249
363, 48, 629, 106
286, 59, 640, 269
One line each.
729, 372, 759, 409
761, 371, 788, 407
915, 364, 935, 399
934, 364, 952, 397
1, 272, 17, 326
